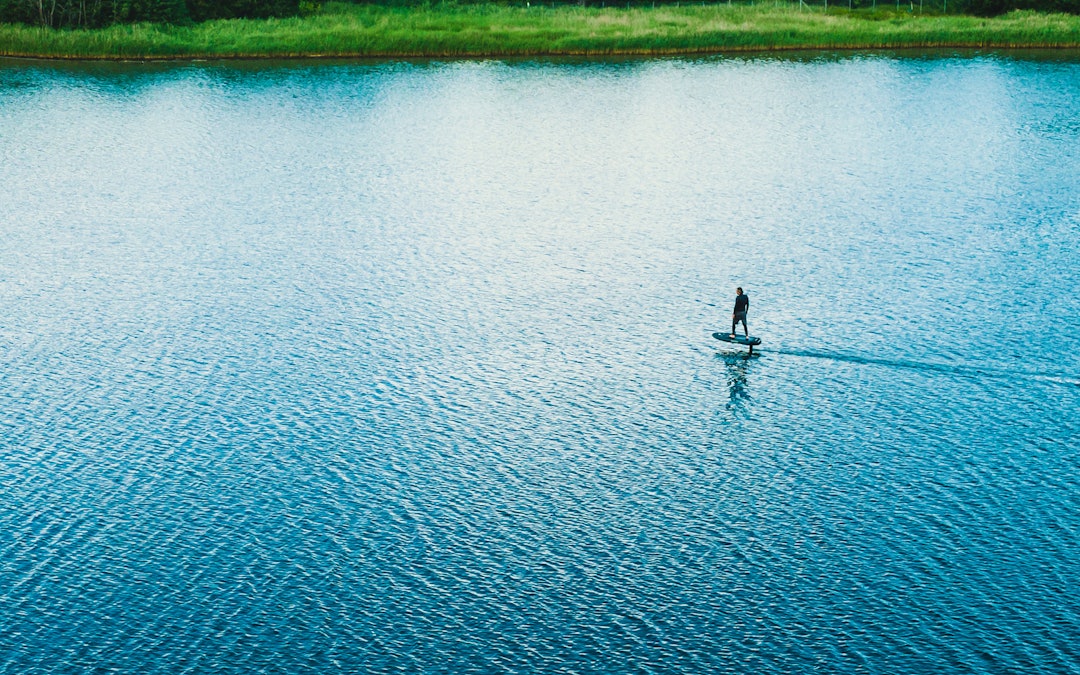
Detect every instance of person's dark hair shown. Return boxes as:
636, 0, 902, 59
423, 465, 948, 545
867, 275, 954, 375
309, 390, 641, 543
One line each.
736, 287, 743, 294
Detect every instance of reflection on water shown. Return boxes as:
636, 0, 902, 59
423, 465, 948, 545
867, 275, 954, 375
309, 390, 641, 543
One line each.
1, 53, 1079, 674
717, 350, 755, 411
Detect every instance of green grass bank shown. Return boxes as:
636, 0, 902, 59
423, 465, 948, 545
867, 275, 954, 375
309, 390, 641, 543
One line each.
1, 1, 1078, 59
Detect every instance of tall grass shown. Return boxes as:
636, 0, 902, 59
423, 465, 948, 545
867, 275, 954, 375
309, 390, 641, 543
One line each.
1, 1, 1077, 59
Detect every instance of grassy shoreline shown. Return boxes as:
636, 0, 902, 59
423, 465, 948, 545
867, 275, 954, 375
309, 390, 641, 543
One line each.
1, 2, 1078, 60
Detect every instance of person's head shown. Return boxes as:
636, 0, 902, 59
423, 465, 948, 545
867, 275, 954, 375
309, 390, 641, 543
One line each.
736, 287, 743, 295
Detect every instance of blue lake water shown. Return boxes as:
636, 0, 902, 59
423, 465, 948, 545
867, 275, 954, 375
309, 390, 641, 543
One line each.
1, 52, 1079, 674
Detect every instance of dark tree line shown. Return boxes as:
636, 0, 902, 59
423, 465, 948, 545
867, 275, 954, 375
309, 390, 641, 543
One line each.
962, 0, 1078, 13
0, 0, 1074, 27
0, 0, 301, 27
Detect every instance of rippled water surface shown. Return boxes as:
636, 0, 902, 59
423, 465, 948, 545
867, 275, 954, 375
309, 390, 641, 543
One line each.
2, 53, 1079, 674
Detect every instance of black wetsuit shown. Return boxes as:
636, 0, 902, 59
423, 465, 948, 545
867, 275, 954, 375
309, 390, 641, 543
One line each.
732, 293, 749, 335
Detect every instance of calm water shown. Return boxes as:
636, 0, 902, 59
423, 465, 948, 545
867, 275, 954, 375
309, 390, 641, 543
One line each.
1, 52, 1079, 674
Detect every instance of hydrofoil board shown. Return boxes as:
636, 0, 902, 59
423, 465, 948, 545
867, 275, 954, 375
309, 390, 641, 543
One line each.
713, 332, 761, 347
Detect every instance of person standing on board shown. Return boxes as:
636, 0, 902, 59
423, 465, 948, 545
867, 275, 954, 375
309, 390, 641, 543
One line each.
731, 287, 749, 339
